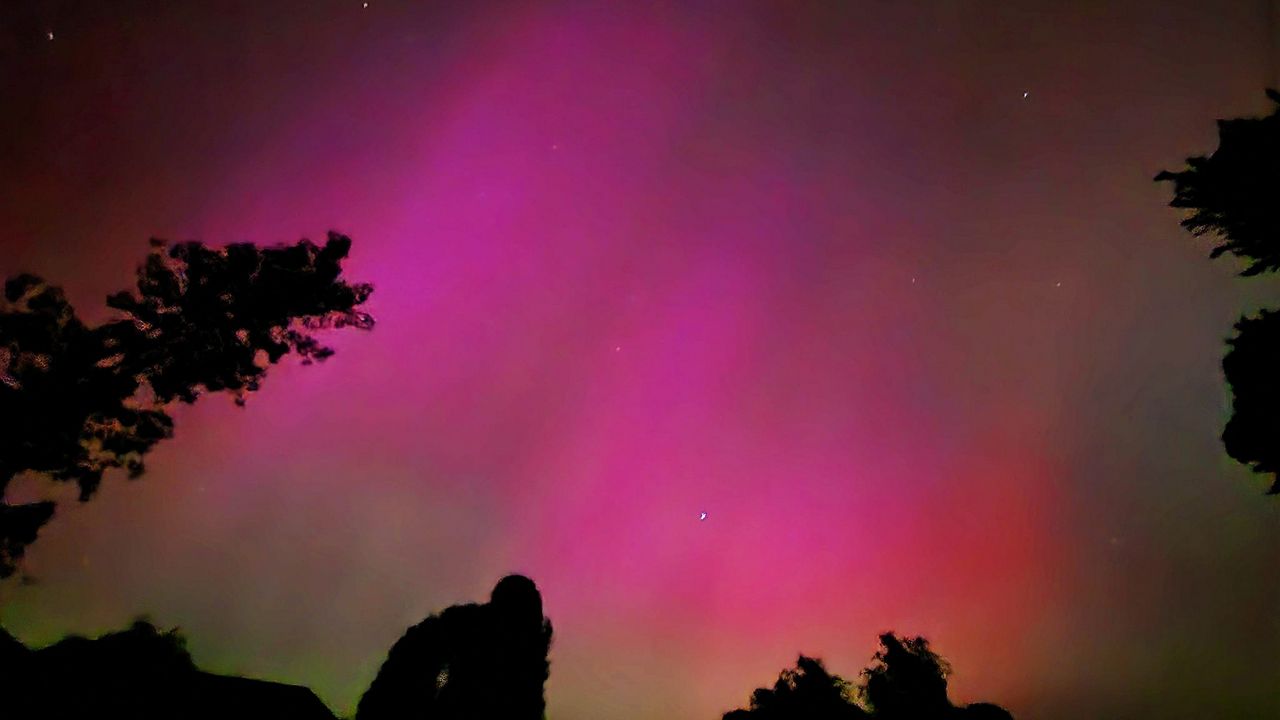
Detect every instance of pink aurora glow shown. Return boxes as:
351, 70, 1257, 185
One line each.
4, 3, 1279, 720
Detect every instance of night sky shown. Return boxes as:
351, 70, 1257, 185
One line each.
3, 2, 1280, 719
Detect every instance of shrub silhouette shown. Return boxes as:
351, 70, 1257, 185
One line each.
357, 574, 554, 720
0, 232, 374, 576
0, 620, 335, 720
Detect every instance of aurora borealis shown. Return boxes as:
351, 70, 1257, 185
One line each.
3, 2, 1280, 718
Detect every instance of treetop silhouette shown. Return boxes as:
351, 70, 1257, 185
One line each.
861, 633, 952, 718
723, 633, 1013, 720
1157, 90, 1280, 493
0, 232, 374, 577
1155, 88, 1280, 276
724, 654, 868, 720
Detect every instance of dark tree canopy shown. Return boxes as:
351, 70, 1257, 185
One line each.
0, 232, 374, 577
1157, 90, 1280, 493
1155, 89, 1280, 276
1221, 309, 1280, 492
723, 655, 868, 720
357, 574, 554, 720
860, 634, 952, 719
723, 634, 1012, 720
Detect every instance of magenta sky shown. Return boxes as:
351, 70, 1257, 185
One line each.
3, 2, 1280, 718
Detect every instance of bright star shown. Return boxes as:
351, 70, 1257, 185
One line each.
1022, 91, 1029, 99
699, 512, 707, 521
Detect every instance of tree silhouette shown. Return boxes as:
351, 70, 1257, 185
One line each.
723, 633, 1013, 720
1155, 89, 1280, 276
0, 232, 374, 577
357, 574, 554, 720
1157, 90, 1280, 493
860, 634, 952, 719
723, 655, 868, 720
1221, 309, 1280, 487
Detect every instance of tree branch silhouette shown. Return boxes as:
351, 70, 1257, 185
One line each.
1155, 89, 1280, 276
0, 232, 374, 577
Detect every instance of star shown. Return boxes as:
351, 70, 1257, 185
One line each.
699, 511, 707, 521
46, 30, 54, 41
1022, 91, 1029, 99
1055, 281, 1062, 287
